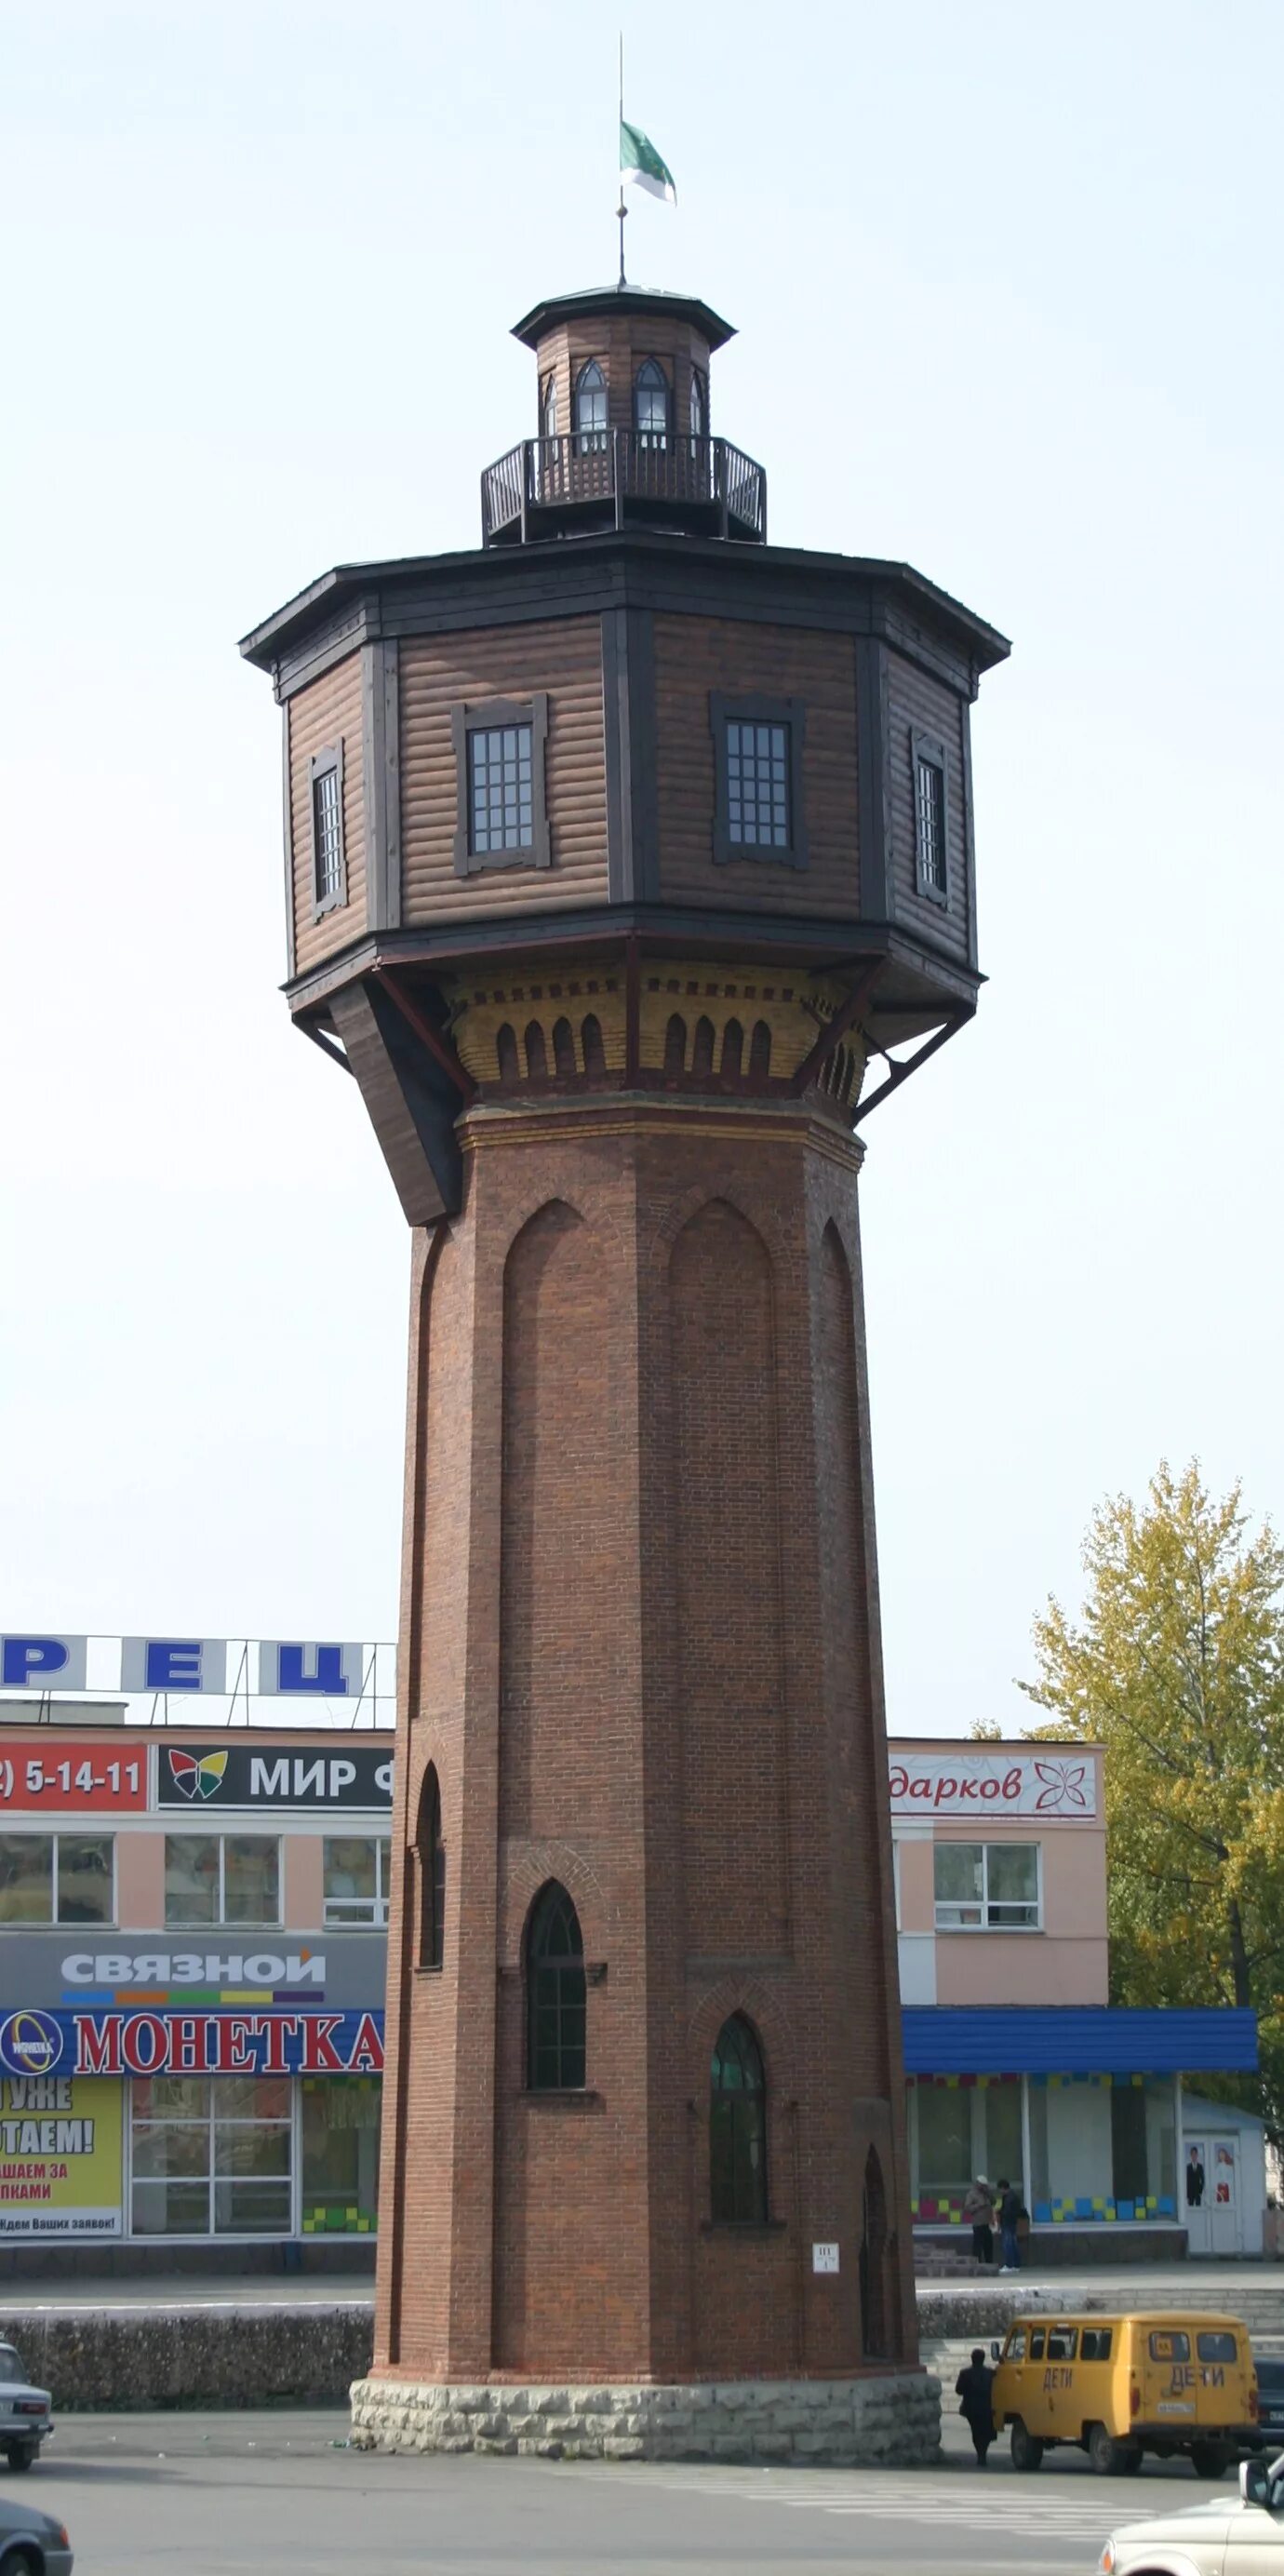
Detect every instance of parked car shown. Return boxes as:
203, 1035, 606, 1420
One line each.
991, 2310, 1257, 2475
1100, 2453, 1284, 2573
0, 2348, 53, 2473
1255, 2358, 1284, 2448
0, 2489, 72, 2574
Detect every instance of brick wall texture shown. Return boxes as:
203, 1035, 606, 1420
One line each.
374, 1093, 915, 2386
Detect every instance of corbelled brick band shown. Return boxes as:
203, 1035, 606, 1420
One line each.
351, 2369, 942, 2464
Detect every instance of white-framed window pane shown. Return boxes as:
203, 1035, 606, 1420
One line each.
916, 2085, 973, 2196
313, 765, 342, 902
468, 724, 534, 854
132, 2180, 210, 2235
725, 720, 790, 848
916, 755, 947, 892
131, 2123, 209, 2180
165, 1836, 218, 1926
986, 1842, 1040, 1928
324, 1836, 378, 1924
58, 1834, 114, 1925
934, 1842, 983, 1925
213, 2124, 291, 2179
0, 1837, 53, 1924
222, 1836, 279, 1925
215, 2180, 291, 2234
135, 2075, 208, 2122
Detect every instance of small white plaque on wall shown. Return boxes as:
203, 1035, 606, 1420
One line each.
811, 2242, 840, 2274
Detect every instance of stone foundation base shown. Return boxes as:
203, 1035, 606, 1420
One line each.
350, 2368, 942, 2464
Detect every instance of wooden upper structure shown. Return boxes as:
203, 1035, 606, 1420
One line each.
239, 282, 1009, 1226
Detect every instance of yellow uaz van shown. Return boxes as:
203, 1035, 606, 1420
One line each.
990, 2312, 1258, 2475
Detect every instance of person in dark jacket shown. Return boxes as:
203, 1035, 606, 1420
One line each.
996, 2176, 1023, 2271
956, 2348, 996, 2464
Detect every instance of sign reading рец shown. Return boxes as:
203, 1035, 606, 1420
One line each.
157, 1743, 392, 1811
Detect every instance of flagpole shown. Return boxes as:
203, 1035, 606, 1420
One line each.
617, 31, 627, 288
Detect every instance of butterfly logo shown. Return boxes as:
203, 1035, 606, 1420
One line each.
168, 1749, 229, 1803
1033, 1759, 1090, 1814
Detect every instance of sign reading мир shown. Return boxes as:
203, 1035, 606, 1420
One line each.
157, 1743, 392, 1811
888, 1751, 1097, 1818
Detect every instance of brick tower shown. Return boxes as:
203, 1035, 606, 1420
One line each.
241, 284, 1008, 2462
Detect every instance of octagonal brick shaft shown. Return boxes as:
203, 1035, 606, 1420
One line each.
375, 1094, 909, 2383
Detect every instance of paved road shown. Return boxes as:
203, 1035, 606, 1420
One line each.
20, 2406, 1226, 2574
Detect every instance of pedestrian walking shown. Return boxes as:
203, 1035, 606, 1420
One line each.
956, 2347, 996, 2465
962, 2174, 996, 2264
996, 2176, 1023, 2272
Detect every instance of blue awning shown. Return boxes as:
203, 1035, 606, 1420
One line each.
902, 2006, 1258, 2076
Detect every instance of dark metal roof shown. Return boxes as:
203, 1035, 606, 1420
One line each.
511, 284, 736, 354
237, 529, 1010, 674
902, 2006, 1259, 2076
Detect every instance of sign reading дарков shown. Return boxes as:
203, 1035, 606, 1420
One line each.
156, 1743, 393, 1810
888, 1750, 1098, 1818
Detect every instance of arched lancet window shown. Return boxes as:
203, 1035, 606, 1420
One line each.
496, 1023, 519, 1082
689, 366, 707, 443
749, 1019, 772, 1080
582, 1013, 606, 1081
526, 1882, 586, 2091
540, 371, 557, 442
663, 1013, 687, 1075
861, 2145, 888, 2356
574, 358, 607, 453
552, 1015, 577, 1078
720, 1018, 743, 1078
525, 1020, 548, 1080
416, 1764, 445, 1970
691, 1015, 716, 1077
710, 2014, 767, 2223
634, 356, 669, 449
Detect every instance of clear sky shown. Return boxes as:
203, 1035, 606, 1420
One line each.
2, 0, 1280, 1736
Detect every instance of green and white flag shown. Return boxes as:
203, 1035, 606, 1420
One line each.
620, 119, 676, 205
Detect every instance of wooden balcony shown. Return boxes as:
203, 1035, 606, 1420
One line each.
481, 430, 768, 548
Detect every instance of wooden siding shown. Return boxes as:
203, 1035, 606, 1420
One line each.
400, 618, 608, 923
533, 315, 711, 445
288, 651, 366, 974
652, 615, 861, 918
885, 650, 971, 959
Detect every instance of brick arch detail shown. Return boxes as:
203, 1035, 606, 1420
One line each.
497, 1839, 615, 1966
645, 1176, 792, 1272
491, 1183, 629, 1282
685, 1974, 794, 2083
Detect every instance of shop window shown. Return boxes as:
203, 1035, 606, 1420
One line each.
911, 2073, 1023, 2210
130, 2075, 291, 2237
323, 1836, 391, 1927
526, 1882, 585, 2090
933, 1841, 1040, 1930
0, 1833, 114, 1925
301, 2074, 381, 2236
164, 1834, 279, 1927
709, 2014, 768, 2224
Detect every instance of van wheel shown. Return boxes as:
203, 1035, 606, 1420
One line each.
1010, 2419, 1045, 2472
1190, 2443, 1233, 2480
1088, 2422, 1139, 2475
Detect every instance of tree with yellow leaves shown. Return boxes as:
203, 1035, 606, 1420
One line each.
1021, 1460, 1284, 2139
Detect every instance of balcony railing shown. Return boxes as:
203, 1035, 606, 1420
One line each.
480, 430, 767, 547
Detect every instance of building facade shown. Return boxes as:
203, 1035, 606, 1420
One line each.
0, 1709, 389, 2269
892, 1741, 1260, 2254
0, 1711, 1259, 2268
